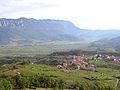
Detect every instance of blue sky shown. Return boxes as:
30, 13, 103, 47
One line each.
0, 0, 120, 30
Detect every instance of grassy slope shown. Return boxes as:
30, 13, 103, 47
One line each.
18, 64, 118, 87
25, 88, 53, 90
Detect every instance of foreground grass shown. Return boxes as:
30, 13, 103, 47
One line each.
25, 88, 53, 90
19, 64, 118, 87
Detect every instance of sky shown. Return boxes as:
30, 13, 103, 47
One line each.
0, 0, 120, 30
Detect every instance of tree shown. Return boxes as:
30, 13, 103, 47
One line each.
15, 74, 28, 89
53, 87, 59, 90
0, 79, 12, 90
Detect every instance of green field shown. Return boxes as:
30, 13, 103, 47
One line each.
0, 49, 120, 89
0, 41, 89, 56
19, 65, 86, 81
25, 88, 53, 90
18, 64, 119, 88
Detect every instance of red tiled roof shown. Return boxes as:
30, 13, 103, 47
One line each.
61, 69, 67, 72
57, 65, 62, 67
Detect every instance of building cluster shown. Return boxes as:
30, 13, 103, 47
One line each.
91, 54, 116, 60
57, 54, 120, 72
93, 54, 120, 63
57, 55, 95, 72
114, 58, 120, 63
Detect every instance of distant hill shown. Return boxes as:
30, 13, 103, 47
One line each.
0, 18, 84, 46
89, 36, 120, 51
90, 36, 120, 45
1, 17, 120, 48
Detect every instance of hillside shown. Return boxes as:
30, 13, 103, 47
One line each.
0, 18, 83, 46
89, 36, 120, 51
0, 49, 120, 89
1, 17, 120, 48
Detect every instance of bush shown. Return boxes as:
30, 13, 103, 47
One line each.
0, 79, 12, 90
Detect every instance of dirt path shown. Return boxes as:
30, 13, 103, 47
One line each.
115, 79, 119, 87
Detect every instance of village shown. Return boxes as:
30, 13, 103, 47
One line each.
57, 54, 120, 72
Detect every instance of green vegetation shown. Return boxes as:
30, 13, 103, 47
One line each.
1, 17, 120, 89
0, 64, 115, 90
0, 49, 120, 89
0, 46, 51, 56
0, 41, 88, 56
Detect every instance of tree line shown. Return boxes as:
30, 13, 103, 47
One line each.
0, 72, 115, 90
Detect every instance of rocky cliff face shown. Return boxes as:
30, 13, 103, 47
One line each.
0, 18, 25, 30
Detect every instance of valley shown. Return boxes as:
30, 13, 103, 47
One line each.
0, 18, 120, 90
0, 18, 120, 52
1, 0, 120, 89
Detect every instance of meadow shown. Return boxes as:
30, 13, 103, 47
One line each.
18, 64, 119, 88
0, 41, 89, 56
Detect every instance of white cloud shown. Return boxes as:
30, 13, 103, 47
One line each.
0, 0, 120, 29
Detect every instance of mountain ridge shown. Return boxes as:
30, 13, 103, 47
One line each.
0, 17, 84, 46
1, 17, 120, 48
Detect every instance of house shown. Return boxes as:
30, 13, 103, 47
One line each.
114, 58, 120, 63
61, 69, 68, 72
86, 65, 95, 71
57, 65, 63, 68
66, 55, 73, 59
77, 65, 80, 69
63, 63, 68, 67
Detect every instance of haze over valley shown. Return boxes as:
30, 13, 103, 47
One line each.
0, 17, 120, 52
